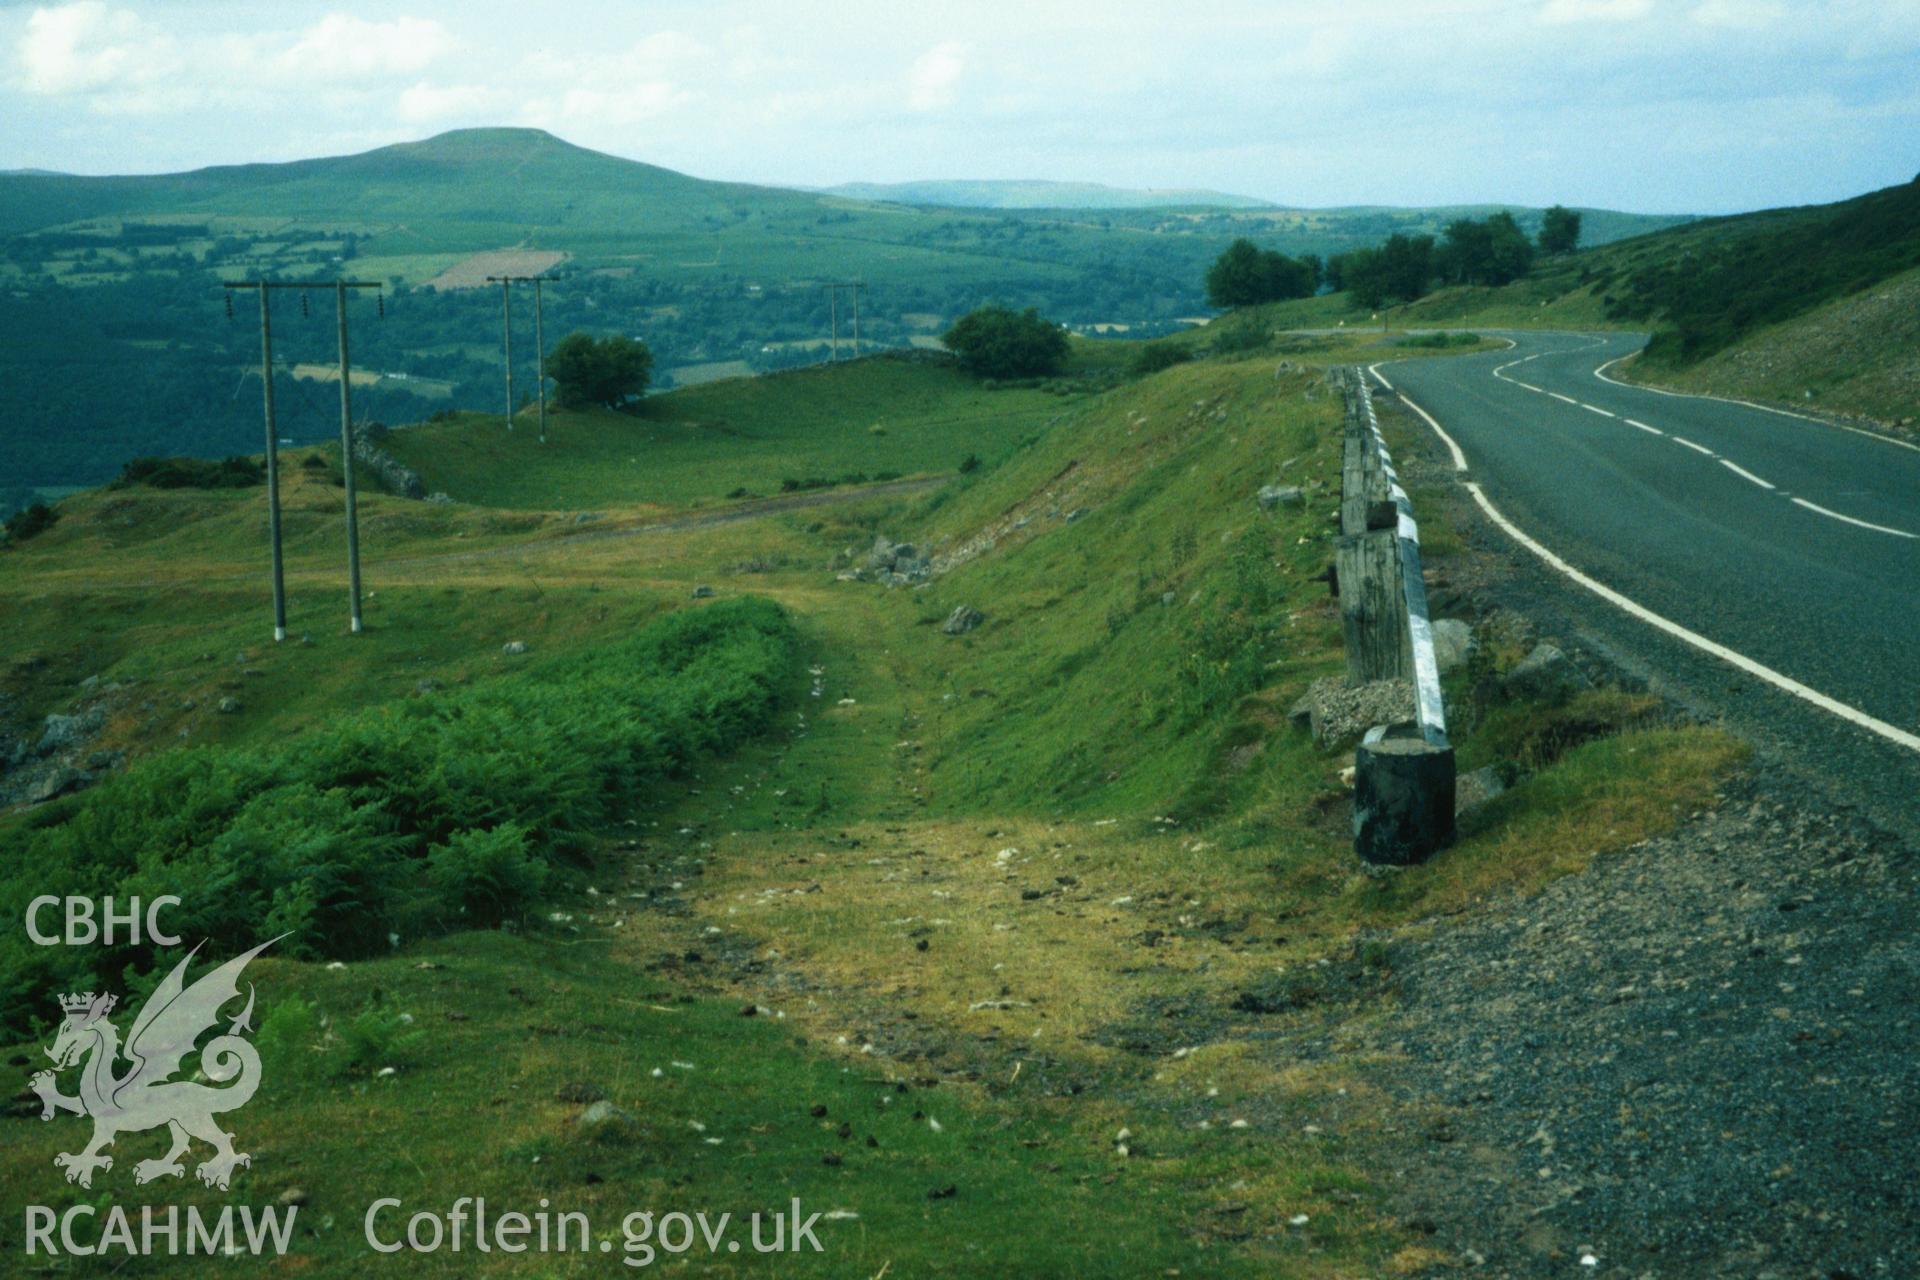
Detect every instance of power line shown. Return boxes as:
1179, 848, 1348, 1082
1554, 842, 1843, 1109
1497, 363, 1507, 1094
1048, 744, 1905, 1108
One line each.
487, 274, 560, 443
224, 278, 383, 640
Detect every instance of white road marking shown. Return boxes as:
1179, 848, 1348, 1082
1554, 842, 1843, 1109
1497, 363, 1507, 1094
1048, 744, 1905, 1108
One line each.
1718, 459, 1775, 490
1625, 418, 1663, 435
1463, 481, 1920, 755
1380, 371, 1920, 755
1790, 498, 1919, 540
1593, 354, 1920, 455
1672, 436, 1716, 456
1368, 363, 1467, 471
1516, 382, 1542, 393
1549, 392, 1579, 404
1582, 404, 1616, 418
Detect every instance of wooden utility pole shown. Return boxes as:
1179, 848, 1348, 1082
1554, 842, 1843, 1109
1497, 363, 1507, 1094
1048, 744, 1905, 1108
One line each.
828, 285, 839, 361
850, 281, 864, 357
499, 278, 514, 430
488, 275, 559, 442
226, 279, 382, 641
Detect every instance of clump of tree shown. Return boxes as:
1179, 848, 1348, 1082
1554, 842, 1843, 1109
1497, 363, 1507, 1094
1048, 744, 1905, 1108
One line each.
2, 501, 58, 545
1435, 212, 1535, 286
548, 332, 654, 410
1538, 205, 1582, 254
1329, 233, 1435, 309
1204, 238, 1318, 308
941, 305, 1070, 378
112, 455, 264, 490
1130, 340, 1193, 376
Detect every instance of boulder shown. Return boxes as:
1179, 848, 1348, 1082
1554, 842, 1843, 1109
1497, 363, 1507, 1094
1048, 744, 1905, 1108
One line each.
217, 697, 242, 714
502, 641, 529, 656
38, 708, 105, 756
1257, 484, 1306, 511
691, 584, 715, 599
1430, 619, 1476, 675
942, 605, 985, 636
1502, 643, 1591, 702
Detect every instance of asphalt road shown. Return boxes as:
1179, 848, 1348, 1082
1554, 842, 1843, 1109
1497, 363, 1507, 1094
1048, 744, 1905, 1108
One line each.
1373, 331, 1920, 833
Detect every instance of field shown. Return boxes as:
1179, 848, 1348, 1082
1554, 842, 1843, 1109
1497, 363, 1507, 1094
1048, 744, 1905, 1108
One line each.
425, 249, 571, 291
0, 332, 1743, 1275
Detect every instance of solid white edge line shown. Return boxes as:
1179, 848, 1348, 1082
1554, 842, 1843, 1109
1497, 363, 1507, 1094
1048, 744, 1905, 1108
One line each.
1387, 374, 1920, 755
1672, 436, 1715, 456
1790, 497, 1919, 540
1594, 354, 1920, 455
1717, 459, 1775, 490
1464, 482, 1920, 754
1370, 363, 1467, 471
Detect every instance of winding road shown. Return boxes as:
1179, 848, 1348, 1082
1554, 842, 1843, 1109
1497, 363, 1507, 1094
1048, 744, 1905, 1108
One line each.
1372, 332, 1919, 826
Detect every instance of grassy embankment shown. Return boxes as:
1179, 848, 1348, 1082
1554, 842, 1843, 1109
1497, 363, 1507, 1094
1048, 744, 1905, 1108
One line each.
1249, 176, 1920, 429
0, 331, 1742, 1276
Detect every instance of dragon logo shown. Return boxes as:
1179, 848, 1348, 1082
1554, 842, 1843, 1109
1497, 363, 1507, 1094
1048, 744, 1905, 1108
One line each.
29, 937, 280, 1191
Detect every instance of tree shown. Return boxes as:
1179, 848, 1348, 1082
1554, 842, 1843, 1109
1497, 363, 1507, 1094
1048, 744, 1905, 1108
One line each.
1205, 238, 1316, 308
1331, 233, 1434, 309
941, 305, 1069, 378
1437, 213, 1534, 286
1538, 204, 1582, 254
547, 332, 653, 410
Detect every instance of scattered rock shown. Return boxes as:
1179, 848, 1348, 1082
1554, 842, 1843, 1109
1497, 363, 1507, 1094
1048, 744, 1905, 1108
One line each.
1290, 676, 1417, 748
691, 584, 715, 599
1502, 642, 1591, 702
277, 1187, 308, 1207
1430, 618, 1476, 675
1257, 484, 1306, 511
217, 697, 242, 714
577, 1100, 636, 1130
1454, 764, 1510, 816
37, 708, 105, 756
502, 641, 529, 656
942, 605, 985, 636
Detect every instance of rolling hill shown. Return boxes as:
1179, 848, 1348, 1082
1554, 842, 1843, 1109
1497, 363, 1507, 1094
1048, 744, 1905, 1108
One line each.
813, 178, 1275, 209
0, 127, 1700, 490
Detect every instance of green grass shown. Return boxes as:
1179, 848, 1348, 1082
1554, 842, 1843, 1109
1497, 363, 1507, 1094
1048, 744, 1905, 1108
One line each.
380, 353, 1094, 510
0, 341, 1748, 1276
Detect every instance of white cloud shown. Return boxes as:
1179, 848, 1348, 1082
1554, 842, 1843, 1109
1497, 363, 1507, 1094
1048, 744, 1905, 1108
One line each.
279, 14, 452, 81
395, 80, 499, 124
18, 2, 169, 95
907, 41, 965, 111
1539, 0, 1654, 22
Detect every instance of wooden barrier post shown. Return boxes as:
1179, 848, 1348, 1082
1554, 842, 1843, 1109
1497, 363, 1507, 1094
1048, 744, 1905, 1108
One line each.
1336, 531, 1412, 683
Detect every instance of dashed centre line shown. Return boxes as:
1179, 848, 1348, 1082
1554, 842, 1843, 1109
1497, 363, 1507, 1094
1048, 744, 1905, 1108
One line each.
1789, 498, 1919, 540
1484, 339, 1915, 542
1718, 459, 1775, 490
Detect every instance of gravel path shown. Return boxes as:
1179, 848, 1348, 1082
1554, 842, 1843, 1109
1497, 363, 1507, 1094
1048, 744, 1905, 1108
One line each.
1357, 773, 1918, 1277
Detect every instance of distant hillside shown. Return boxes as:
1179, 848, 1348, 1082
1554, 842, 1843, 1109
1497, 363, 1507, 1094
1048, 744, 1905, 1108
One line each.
814, 178, 1273, 210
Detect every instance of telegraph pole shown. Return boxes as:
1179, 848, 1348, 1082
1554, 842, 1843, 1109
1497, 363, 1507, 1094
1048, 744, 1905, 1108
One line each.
533, 276, 547, 444
828, 284, 840, 361
226, 278, 383, 641
488, 275, 559, 442
499, 277, 514, 430
850, 281, 864, 358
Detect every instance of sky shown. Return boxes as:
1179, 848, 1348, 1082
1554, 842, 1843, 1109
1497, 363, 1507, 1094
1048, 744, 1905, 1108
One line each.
4, 0, 1918, 214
